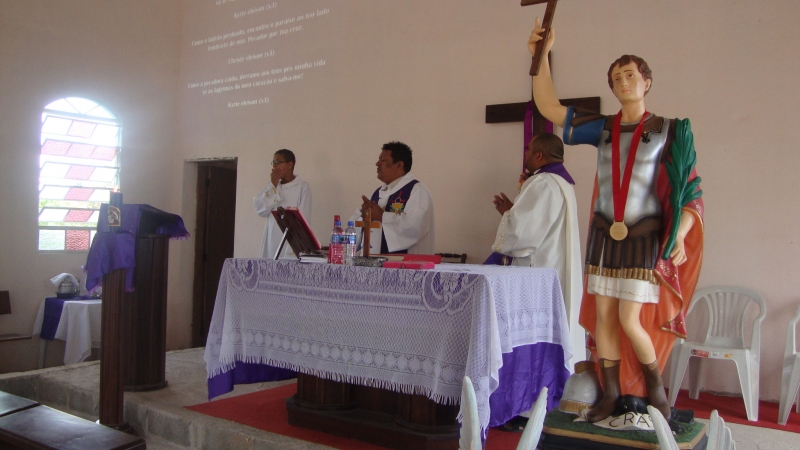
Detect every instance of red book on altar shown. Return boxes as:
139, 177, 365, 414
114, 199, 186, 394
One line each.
402, 254, 442, 264
382, 261, 435, 270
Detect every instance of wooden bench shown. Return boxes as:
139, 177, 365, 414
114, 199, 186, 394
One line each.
0, 392, 38, 418
0, 392, 145, 450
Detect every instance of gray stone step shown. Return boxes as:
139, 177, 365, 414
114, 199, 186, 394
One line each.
0, 348, 334, 450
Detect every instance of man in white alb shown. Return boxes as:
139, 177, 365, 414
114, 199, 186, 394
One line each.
253, 149, 312, 259
353, 141, 435, 255
492, 132, 584, 372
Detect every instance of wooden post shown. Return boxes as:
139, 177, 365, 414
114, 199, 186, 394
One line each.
99, 268, 127, 430
123, 235, 170, 392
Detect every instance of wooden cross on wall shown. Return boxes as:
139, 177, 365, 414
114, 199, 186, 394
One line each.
486, 50, 600, 136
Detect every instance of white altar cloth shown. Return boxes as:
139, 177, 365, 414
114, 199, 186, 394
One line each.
204, 259, 572, 434
32, 299, 102, 365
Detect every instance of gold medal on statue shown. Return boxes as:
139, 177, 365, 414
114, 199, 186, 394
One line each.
609, 110, 647, 243
609, 221, 628, 241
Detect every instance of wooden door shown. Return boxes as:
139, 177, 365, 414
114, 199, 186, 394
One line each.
192, 161, 237, 347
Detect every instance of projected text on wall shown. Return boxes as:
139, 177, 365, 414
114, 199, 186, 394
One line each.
185, 1, 331, 109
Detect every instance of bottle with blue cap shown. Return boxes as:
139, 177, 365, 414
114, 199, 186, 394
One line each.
343, 221, 357, 265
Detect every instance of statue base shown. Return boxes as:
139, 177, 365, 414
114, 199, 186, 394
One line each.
540, 410, 708, 450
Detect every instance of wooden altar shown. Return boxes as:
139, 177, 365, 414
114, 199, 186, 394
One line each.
287, 373, 460, 450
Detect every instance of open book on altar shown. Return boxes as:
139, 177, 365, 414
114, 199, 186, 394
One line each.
271, 207, 322, 260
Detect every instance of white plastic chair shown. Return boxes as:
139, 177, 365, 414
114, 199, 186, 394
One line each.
459, 377, 549, 450
668, 286, 766, 421
647, 405, 678, 450
707, 409, 736, 450
459, 376, 481, 450
649, 406, 736, 450
516, 387, 548, 450
778, 304, 800, 425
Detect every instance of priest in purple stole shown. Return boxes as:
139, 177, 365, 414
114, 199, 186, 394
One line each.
351, 141, 435, 255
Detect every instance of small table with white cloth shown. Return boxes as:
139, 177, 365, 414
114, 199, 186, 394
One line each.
205, 259, 573, 448
32, 296, 102, 367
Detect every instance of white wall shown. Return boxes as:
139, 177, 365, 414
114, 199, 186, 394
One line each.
2, 0, 799, 403
175, 0, 800, 402
0, 0, 184, 371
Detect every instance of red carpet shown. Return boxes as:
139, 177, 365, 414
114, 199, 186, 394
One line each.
186, 382, 522, 449
187, 383, 800, 449
671, 389, 800, 433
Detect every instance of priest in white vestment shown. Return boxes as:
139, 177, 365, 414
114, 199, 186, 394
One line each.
351, 141, 435, 255
492, 133, 584, 368
253, 149, 312, 259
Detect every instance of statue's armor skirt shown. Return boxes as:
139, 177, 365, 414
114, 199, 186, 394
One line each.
585, 214, 661, 285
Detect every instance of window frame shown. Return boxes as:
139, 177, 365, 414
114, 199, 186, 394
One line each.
37, 97, 121, 252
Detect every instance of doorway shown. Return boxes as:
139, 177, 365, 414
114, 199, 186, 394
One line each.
192, 160, 237, 347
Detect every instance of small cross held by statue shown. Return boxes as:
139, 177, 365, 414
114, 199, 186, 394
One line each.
521, 0, 558, 76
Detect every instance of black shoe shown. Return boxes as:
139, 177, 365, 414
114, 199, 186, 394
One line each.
499, 415, 529, 433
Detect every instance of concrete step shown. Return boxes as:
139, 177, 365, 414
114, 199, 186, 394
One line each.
0, 348, 333, 449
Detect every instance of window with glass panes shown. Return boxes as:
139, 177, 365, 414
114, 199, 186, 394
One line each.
38, 98, 120, 251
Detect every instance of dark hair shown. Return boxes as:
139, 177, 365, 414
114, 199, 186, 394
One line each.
381, 141, 412, 173
531, 132, 564, 161
275, 149, 296, 167
607, 55, 652, 94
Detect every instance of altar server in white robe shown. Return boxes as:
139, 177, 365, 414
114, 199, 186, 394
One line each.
492, 133, 584, 368
352, 141, 435, 255
253, 149, 312, 259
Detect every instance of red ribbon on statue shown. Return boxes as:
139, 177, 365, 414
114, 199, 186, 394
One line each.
609, 110, 648, 241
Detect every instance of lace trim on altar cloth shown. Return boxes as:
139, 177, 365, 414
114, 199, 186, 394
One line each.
212, 355, 463, 406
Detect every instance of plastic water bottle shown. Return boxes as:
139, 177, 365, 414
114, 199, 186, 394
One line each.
343, 221, 357, 265
328, 215, 345, 264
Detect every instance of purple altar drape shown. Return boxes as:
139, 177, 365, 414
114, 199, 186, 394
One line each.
487, 341, 567, 427
96, 204, 190, 238
84, 232, 136, 293
84, 204, 189, 294
206, 342, 568, 428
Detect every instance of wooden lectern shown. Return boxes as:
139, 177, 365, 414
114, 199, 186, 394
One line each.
121, 205, 177, 392
99, 205, 182, 430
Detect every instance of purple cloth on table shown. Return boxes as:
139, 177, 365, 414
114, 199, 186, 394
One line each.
84, 231, 136, 293
488, 342, 568, 427
206, 342, 568, 427
483, 252, 512, 265
207, 363, 297, 400
40, 296, 93, 340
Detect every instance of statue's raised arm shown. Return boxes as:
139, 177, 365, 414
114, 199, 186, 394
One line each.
529, 17, 567, 127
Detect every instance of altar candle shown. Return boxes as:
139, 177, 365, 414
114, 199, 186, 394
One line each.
108, 189, 123, 232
